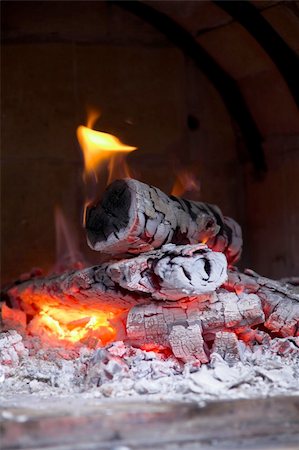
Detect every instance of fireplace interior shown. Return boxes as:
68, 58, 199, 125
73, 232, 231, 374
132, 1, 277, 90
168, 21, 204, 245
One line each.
1, 1, 299, 449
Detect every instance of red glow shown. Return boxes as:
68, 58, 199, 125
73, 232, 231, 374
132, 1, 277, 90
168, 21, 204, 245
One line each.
171, 169, 200, 197
2, 293, 125, 348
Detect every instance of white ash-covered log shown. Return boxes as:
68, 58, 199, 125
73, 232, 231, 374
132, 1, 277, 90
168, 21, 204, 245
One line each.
226, 269, 299, 337
108, 243, 227, 300
125, 268, 299, 362
3, 244, 227, 319
85, 178, 242, 264
2, 249, 298, 364
126, 290, 265, 363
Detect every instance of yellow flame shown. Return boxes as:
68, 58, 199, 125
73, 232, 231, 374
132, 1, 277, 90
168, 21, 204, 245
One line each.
35, 305, 118, 344
77, 110, 137, 179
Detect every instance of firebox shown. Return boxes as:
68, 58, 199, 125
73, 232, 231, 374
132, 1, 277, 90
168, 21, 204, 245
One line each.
1, 2, 299, 449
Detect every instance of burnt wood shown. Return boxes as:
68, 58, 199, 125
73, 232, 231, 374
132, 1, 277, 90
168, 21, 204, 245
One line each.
85, 178, 243, 264
107, 244, 228, 299
3, 245, 228, 317
3, 254, 298, 363
226, 269, 299, 338
127, 290, 265, 363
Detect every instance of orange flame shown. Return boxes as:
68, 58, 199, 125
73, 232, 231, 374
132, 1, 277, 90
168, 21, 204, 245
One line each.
2, 293, 124, 347
2, 273, 128, 347
32, 305, 118, 345
77, 109, 137, 182
171, 169, 200, 197
52, 207, 86, 273
86, 107, 100, 129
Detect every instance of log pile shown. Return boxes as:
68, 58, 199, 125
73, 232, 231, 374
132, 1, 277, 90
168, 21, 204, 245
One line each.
2, 178, 298, 364
4, 244, 227, 313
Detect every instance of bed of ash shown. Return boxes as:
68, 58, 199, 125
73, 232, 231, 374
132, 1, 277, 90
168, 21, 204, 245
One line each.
1, 329, 299, 405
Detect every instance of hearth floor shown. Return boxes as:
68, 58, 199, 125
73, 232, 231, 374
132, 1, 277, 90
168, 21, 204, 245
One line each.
1, 329, 299, 449
1, 395, 299, 450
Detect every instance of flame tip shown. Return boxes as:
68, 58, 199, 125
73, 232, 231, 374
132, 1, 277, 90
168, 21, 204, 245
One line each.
77, 112, 137, 184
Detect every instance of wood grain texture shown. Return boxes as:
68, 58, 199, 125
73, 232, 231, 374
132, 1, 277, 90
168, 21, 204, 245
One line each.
85, 178, 243, 264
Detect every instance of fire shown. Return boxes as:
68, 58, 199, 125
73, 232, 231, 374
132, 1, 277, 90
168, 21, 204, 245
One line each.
2, 295, 124, 348
171, 169, 200, 197
31, 305, 117, 345
52, 207, 86, 273
77, 109, 137, 181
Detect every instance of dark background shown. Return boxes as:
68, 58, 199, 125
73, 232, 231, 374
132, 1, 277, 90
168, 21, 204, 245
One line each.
1, 0, 299, 283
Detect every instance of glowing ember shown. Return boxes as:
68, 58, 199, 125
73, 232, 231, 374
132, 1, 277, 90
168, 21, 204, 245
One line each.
2, 297, 124, 348
77, 109, 137, 180
35, 306, 117, 344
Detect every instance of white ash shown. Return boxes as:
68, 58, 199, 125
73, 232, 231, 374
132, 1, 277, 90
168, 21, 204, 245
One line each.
0, 330, 29, 377
1, 330, 299, 404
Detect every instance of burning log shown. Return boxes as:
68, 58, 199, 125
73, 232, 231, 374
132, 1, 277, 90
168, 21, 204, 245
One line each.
2, 245, 298, 359
125, 270, 299, 362
3, 244, 227, 317
226, 269, 299, 337
2, 244, 230, 347
160, 270, 299, 362
107, 243, 227, 300
126, 291, 265, 363
2, 228, 298, 363
85, 178, 242, 264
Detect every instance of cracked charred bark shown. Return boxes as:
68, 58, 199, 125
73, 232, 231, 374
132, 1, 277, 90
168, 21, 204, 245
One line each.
3, 245, 228, 315
226, 269, 299, 337
108, 244, 227, 300
2, 254, 298, 363
126, 290, 265, 363
85, 178, 243, 264
126, 271, 299, 363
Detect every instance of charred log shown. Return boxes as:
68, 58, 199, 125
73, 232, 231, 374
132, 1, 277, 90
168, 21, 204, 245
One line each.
2, 253, 298, 363
126, 290, 265, 363
85, 178, 242, 264
3, 245, 227, 318
125, 270, 299, 362
211, 331, 242, 366
226, 269, 299, 337
107, 244, 227, 300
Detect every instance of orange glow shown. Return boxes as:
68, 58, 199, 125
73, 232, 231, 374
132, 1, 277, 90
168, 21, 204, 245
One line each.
86, 107, 100, 129
171, 169, 200, 197
77, 109, 137, 181
31, 304, 118, 344
52, 206, 85, 273
3, 289, 125, 348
